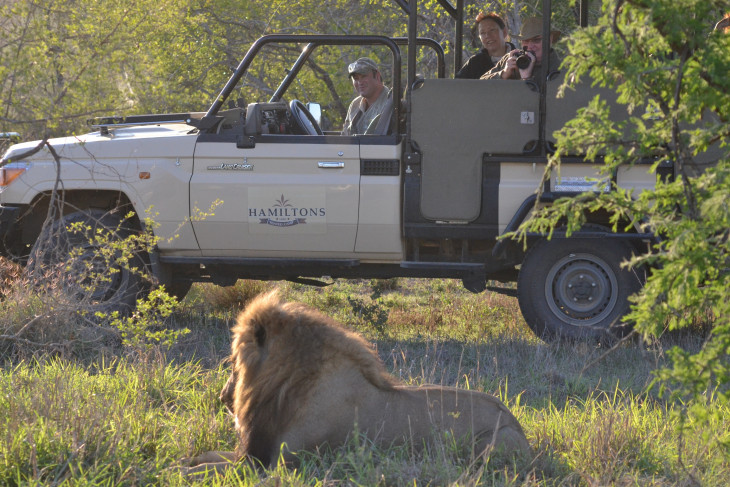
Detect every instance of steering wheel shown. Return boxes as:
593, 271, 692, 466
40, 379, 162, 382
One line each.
289, 100, 323, 135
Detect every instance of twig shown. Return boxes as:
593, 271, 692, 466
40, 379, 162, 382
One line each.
580, 329, 638, 374
11, 314, 46, 338
0, 138, 47, 166
0, 333, 66, 350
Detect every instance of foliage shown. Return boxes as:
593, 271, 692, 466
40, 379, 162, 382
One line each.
99, 288, 189, 351
0, 209, 192, 359
1, 0, 596, 140
192, 279, 272, 312
517, 0, 730, 454
346, 295, 390, 336
0, 0, 193, 140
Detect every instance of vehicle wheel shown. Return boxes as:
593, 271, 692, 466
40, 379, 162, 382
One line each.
517, 226, 643, 341
289, 100, 323, 135
165, 280, 193, 301
27, 209, 149, 314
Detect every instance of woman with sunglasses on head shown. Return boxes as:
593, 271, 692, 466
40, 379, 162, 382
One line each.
456, 12, 516, 79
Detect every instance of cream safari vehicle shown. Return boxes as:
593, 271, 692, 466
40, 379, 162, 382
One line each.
0, 2, 670, 341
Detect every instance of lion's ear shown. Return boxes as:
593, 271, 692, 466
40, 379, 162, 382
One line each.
254, 323, 266, 347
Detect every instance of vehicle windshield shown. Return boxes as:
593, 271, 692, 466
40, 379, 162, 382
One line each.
221, 37, 446, 133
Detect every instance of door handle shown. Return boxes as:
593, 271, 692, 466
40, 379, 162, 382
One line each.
318, 161, 344, 169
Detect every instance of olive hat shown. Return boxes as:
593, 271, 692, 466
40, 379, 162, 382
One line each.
513, 17, 561, 41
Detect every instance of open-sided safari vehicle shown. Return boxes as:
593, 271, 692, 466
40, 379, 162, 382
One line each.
0, 0, 704, 341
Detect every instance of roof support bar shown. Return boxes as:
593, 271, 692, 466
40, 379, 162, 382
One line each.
579, 0, 589, 27
454, 0, 464, 76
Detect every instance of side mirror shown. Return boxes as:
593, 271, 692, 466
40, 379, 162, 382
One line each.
306, 102, 322, 126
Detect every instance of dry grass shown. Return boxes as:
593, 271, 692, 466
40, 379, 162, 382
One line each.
0, 258, 122, 360
192, 280, 273, 312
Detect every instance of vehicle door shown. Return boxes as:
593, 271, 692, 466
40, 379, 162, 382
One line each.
190, 118, 360, 257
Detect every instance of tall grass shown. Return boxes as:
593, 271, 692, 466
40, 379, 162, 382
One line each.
1, 277, 729, 485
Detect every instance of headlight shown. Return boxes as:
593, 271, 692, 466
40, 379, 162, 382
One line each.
0, 162, 31, 186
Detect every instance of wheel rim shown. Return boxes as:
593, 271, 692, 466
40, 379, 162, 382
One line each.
544, 252, 618, 327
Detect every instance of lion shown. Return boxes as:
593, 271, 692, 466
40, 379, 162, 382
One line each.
184, 290, 530, 475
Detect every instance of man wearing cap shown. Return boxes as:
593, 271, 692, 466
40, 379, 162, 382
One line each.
480, 17, 561, 87
342, 57, 392, 136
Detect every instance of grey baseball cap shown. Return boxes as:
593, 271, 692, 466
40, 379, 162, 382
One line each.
348, 57, 379, 77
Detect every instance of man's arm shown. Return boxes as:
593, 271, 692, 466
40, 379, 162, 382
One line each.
481, 54, 510, 80
341, 98, 359, 135
365, 88, 394, 135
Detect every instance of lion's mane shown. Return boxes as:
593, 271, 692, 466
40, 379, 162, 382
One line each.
228, 290, 396, 464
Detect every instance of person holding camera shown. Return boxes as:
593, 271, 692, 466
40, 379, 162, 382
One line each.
480, 17, 560, 87
455, 12, 516, 79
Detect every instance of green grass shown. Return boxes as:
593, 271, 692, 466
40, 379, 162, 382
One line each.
1, 278, 729, 485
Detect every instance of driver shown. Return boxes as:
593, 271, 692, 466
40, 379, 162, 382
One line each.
342, 57, 392, 135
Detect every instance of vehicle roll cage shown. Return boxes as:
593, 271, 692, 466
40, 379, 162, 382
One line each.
399, 0, 590, 90
202, 0, 592, 143
205, 34, 447, 132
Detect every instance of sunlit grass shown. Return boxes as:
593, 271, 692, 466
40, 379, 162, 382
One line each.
1, 279, 728, 485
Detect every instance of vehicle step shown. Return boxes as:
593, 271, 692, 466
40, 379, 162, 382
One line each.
159, 256, 360, 268
400, 261, 484, 271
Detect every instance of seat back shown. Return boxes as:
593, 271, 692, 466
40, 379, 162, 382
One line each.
410, 78, 539, 221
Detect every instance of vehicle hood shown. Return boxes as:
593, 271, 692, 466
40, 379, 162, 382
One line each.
2, 122, 198, 163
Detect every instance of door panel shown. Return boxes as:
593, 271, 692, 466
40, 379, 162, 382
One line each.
190, 135, 360, 256
411, 79, 540, 222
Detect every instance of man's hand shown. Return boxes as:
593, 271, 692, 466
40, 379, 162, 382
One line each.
501, 49, 522, 79
518, 50, 536, 80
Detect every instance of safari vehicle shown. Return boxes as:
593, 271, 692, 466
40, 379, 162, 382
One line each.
0, 0, 670, 341
0, 132, 20, 151
0, 132, 21, 143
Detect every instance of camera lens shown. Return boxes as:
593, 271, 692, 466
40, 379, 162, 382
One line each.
516, 53, 531, 69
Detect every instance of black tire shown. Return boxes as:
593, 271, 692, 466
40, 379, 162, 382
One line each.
517, 227, 643, 341
165, 280, 193, 301
27, 209, 149, 314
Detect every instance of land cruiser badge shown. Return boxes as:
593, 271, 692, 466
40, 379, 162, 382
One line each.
207, 158, 253, 171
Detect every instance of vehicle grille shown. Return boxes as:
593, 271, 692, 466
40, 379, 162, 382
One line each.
361, 159, 400, 176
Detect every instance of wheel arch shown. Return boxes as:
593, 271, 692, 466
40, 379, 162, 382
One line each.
17, 189, 141, 256
492, 192, 656, 264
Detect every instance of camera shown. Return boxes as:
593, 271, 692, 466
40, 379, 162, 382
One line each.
512, 50, 533, 69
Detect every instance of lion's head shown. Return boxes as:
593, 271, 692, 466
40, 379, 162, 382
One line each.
221, 290, 396, 464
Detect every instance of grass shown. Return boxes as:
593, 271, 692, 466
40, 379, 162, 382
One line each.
1, 277, 729, 485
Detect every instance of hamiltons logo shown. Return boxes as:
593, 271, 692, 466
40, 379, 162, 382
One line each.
250, 194, 326, 227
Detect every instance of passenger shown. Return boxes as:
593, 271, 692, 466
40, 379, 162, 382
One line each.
480, 16, 561, 88
342, 57, 393, 136
455, 12, 516, 79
